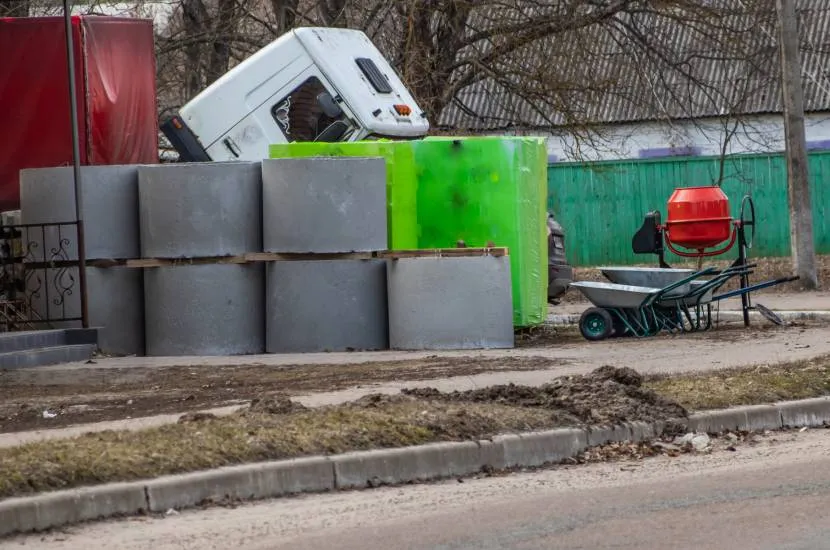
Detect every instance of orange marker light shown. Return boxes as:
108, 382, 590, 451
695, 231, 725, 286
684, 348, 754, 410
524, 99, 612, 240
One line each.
393, 104, 411, 116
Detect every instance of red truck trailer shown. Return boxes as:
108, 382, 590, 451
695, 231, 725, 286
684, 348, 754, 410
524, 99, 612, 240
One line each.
0, 15, 158, 212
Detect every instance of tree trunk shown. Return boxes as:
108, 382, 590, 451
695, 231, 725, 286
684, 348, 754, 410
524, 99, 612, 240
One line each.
270, 0, 299, 35
206, 0, 239, 85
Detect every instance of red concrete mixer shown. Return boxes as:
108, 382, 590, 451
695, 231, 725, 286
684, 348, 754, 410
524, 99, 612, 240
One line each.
630, 185, 799, 328
632, 185, 756, 264
663, 186, 743, 257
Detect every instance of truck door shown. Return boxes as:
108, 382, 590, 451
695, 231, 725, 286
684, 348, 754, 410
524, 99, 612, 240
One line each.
206, 68, 359, 161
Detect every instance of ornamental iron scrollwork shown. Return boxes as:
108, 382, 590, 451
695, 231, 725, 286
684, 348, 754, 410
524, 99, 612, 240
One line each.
0, 221, 84, 331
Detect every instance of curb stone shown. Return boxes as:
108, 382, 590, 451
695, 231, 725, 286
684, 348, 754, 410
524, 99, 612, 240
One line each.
778, 397, 830, 428
585, 424, 633, 447
332, 441, 495, 489
145, 456, 334, 512
495, 428, 587, 468
688, 404, 783, 434
3, 397, 830, 538
0, 481, 146, 535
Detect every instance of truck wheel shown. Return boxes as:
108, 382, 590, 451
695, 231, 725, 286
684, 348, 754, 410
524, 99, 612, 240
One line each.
579, 308, 614, 341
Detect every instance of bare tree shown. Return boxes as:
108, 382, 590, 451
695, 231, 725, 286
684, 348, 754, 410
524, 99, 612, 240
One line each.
0, 0, 28, 16
25, 0, 825, 166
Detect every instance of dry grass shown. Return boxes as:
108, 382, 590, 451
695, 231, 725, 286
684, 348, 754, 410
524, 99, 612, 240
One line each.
645, 354, 830, 410
0, 399, 553, 499
3, 356, 830, 500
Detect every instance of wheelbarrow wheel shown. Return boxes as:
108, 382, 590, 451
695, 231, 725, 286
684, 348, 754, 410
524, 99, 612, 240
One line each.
579, 308, 614, 341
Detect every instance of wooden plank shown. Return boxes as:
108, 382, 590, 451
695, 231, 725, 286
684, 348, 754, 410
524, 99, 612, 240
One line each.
82, 248, 506, 269
97, 252, 380, 268
123, 256, 249, 268
242, 251, 378, 262
86, 259, 127, 268
377, 247, 508, 259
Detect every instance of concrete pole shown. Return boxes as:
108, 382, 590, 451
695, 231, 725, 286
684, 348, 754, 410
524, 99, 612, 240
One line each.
776, 0, 818, 289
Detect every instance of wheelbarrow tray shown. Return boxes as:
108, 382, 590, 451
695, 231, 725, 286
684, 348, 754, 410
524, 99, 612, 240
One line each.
599, 267, 694, 296
658, 280, 715, 307
570, 281, 661, 309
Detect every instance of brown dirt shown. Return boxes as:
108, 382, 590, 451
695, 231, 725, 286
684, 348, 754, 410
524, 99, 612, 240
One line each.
3, 356, 830, 500
0, 356, 563, 433
402, 365, 687, 426
559, 254, 830, 305
0, 366, 686, 499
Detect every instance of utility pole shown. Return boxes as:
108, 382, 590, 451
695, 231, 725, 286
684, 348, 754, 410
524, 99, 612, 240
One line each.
776, 0, 818, 289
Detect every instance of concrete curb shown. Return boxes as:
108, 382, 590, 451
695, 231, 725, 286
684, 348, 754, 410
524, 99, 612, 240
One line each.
2, 397, 830, 538
547, 310, 830, 326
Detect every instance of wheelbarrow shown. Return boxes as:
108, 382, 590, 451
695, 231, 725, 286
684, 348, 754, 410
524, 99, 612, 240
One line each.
570, 267, 718, 341
570, 264, 795, 341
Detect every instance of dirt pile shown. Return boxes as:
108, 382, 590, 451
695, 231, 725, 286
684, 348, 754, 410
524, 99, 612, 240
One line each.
247, 395, 307, 415
401, 366, 687, 426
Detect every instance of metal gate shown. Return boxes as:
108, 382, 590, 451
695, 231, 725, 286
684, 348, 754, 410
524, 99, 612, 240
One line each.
0, 221, 84, 331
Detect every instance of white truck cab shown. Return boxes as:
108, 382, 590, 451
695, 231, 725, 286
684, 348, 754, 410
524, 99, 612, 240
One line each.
161, 27, 429, 161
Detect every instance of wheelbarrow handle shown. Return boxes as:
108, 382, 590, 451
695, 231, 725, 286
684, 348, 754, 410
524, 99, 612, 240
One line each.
712, 276, 800, 301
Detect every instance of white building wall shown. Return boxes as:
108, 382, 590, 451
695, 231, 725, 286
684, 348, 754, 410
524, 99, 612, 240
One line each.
498, 112, 830, 163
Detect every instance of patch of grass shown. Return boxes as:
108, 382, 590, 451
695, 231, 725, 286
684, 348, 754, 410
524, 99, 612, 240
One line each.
4, 357, 830, 500
646, 354, 830, 410
0, 399, 554, 499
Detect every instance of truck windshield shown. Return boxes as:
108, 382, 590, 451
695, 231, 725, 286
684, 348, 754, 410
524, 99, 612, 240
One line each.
270, 76, 356, 142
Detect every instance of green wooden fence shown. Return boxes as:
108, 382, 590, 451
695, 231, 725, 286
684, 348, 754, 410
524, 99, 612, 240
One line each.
548, 151, 830, 266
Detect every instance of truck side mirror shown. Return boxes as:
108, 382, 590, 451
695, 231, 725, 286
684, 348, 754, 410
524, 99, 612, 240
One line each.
315, 120, 350, 142
317, 92, 343, 118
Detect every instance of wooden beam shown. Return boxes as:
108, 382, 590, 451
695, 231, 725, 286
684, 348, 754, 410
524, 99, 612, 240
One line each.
378, 247, 508, 259
242, 252, 378, 262
79, 248, 508, 269
123, 256, 249, 268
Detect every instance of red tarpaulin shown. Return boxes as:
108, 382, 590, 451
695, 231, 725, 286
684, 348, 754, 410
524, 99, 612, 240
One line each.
0, 15, 158, 212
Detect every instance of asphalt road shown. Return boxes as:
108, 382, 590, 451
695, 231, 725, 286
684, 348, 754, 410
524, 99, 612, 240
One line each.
7, 429, 830, 550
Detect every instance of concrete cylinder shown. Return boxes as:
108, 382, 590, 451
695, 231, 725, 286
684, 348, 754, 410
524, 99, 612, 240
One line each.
138, 162, 262, 258
19, 165, 141, 260
24, 266, 145, 356
262, 157, 387, 253
266, 259, 388, 353
387, 256, 515, 350
144, 264, 264, 356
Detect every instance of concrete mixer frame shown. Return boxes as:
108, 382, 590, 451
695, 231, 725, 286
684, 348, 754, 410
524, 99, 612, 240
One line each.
631, 193, 798, 327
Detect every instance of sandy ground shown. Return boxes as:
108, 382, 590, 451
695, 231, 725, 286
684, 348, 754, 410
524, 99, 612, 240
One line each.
1, 320, 828, 448
7, 428, 830, 550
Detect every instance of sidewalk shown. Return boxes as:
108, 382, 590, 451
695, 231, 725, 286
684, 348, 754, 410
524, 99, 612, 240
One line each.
555, 291, 830, 317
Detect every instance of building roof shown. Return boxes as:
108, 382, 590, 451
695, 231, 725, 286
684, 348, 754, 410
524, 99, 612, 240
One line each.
438, 1, 830, 130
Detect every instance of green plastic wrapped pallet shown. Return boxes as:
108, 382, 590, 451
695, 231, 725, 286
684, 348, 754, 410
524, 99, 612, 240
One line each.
412, 136, 548, 327
267, 141, 419, 249
268, 136, 548, 327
